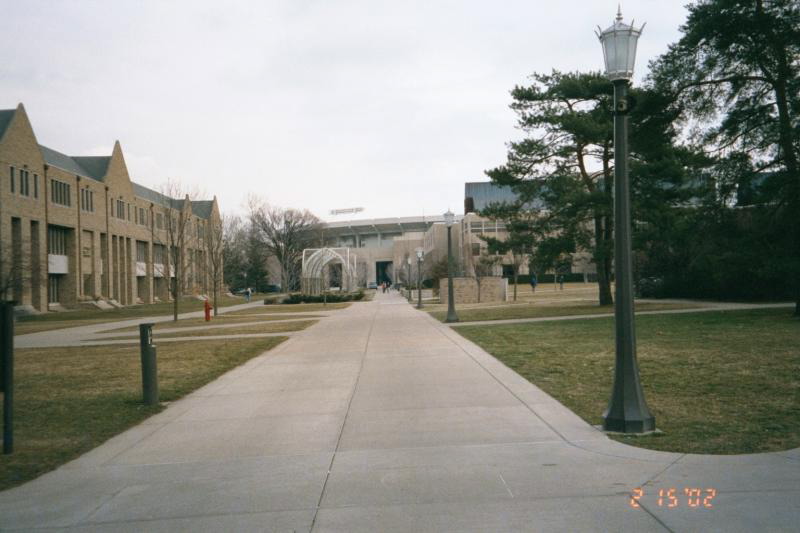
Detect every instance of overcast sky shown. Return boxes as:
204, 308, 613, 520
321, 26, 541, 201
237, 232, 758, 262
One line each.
1, 0, 689, 222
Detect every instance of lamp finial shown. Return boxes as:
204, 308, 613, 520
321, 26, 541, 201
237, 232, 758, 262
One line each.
616, 4, 623, 22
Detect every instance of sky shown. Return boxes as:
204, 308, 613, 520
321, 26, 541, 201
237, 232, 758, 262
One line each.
0, 0, 689, 222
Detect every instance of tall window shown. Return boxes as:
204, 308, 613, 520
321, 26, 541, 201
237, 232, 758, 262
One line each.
47, 226, 68, 255
19, 169, 30, 196
80, 188, 94, 212
9, 166, 14, 192
136, 241, 148, 262
156, 213, 164, 230
50, 180, 71, 206
139, 207, 147, 226
116, 198, 125, 218
34, 174, 39, 198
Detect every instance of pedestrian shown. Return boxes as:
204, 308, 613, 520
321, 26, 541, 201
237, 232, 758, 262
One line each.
530, 273, 538, 294
245, 287, 251, 302
558, 274, 564, 290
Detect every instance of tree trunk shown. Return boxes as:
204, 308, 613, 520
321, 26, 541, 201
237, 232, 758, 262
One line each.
477, 278, 481, 303
213, 278, 218, 317
513, 267, 518, 301
172, 277, 179, 321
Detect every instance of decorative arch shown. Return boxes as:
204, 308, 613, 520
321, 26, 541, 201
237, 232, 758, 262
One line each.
301, 247, 358, 294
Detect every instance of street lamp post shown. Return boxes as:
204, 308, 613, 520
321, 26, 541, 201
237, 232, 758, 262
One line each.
415, 247, 424, 309
596, 8, 654, 434
444, 210, 459, 323
407, 258, 413, 302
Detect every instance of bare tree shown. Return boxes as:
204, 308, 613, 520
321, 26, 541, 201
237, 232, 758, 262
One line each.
249, 199, 321, 292
204, 213, 224, 316
156, 179, 193, 321
473, 252, 500, 303
0, 246, 25, 304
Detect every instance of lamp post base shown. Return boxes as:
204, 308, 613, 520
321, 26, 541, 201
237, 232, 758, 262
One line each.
602, 414, 656, 434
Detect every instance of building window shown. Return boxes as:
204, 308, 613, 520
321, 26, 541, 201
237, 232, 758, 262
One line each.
9, 166, 14, 193
81, 188, 94, 212
19, 169, 30, 196
47, 226, 68, 255
139, 207, 147, 226
153, 244, 165, 264
136, 241, 148, 262
34, 174, 39, 198
116, 199, 125, 219
472, 243, 482, 256
156, 213, 164, 230
197, 221, 204, 240
50, 180, 71, 206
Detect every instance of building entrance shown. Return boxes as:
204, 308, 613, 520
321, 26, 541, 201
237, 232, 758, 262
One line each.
376, 261, 393, 285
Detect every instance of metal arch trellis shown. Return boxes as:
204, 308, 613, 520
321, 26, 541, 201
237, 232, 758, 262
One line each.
301, 247, 358, 295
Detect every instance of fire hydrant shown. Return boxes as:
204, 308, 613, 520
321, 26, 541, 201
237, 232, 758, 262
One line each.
204, 299, 211, 322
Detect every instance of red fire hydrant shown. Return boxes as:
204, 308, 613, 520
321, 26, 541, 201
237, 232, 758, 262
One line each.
204, 299, 211, 322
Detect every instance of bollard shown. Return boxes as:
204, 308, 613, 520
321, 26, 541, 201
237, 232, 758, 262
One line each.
139, 323, 159, 406
1, 302, 13, 454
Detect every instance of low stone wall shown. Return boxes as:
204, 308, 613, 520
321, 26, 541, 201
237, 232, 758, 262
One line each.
403, 289, 434, 300
438, 277, 507, 304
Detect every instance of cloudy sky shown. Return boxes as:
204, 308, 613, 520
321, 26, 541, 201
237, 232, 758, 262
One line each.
1, 0, 688, 221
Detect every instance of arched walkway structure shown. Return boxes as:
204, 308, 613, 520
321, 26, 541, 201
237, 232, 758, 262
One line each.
301, 247, 358, 294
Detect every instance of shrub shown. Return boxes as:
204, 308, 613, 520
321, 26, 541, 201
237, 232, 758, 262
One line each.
283, 291, 365, 304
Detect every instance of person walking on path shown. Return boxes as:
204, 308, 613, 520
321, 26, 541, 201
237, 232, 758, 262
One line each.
530, 273, 538, 294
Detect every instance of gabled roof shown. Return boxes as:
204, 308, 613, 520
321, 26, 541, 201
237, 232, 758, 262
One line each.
0, 109, 15, 142
72, 156, 110, 181
39, 144, 97, 179
191, 200, 214, 218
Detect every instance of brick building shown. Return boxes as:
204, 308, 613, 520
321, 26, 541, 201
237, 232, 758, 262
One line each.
0, 103, 221, 312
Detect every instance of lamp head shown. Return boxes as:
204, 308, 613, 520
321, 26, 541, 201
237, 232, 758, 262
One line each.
444, 210, 455, 227
415, 247, 424, 259
595, 6, 645, 81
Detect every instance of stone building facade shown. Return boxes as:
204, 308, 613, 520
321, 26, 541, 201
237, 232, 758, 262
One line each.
0, 103, 221, 312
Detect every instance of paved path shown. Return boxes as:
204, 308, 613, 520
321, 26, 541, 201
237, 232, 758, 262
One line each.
1, 292, 798, 531
14, 302, 328, 348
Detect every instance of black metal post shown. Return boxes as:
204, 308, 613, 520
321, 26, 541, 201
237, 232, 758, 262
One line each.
407, 262, 412, 302
139, 323, 159, 406
602, 80, 655, 433
445, 226, 459, 323
417, 255, 423, 309
1, 302, 13, 454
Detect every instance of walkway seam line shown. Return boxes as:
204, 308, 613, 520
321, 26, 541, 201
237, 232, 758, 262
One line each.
309, 301, 378, 531
423, 310, 571, 443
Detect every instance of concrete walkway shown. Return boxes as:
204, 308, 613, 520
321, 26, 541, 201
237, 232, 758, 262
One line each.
1, 292, 797, 531
14, 302, 328, 348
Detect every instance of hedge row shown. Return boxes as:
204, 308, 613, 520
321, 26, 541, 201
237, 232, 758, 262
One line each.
264, 291, 366, 305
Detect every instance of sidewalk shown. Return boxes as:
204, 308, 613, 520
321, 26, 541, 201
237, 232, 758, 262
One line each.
0, 291, 797, 531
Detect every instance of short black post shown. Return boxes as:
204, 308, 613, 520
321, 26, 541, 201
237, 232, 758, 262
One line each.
1, 302, 14, 454
139, 323, 158, 406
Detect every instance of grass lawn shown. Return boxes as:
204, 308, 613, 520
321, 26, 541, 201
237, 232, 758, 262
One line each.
104, 314, 322, 334
456, 308, 800, 455
14, 295, 251, 335
429, 301, 699, 322
227, 302, 351, 314
0, 337, 286, 491
100, 319, 318, 341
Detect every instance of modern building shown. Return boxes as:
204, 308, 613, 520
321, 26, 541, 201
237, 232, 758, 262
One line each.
317, 181, 598, 288
0, 103, 221, 312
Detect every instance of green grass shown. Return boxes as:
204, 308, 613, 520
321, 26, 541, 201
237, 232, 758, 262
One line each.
0, 337, 286, 491
228, 302, 351, 314
429, 301, 699, 323
457, 308, 800, 455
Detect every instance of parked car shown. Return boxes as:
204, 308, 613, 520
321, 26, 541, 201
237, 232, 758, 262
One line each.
367, 282, 377, 289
